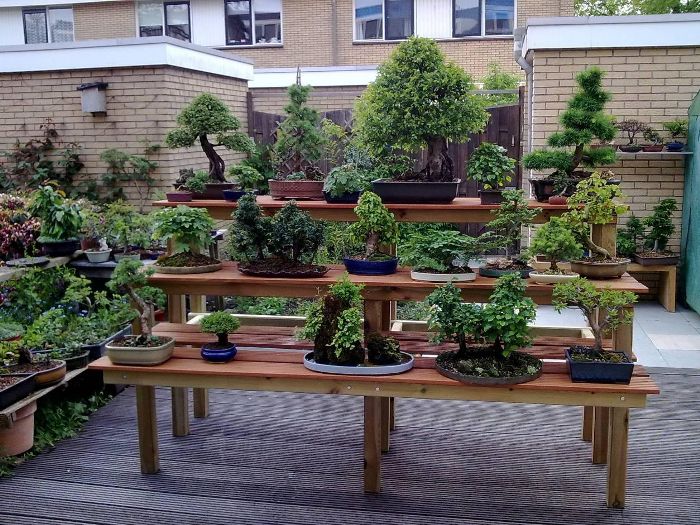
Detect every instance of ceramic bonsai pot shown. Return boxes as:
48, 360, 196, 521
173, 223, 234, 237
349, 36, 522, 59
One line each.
166, 191, 193, 203
528, 271, 580, 284
478, 189, 504, 205
666, 141, 685, 152
642, 144, 664, 152
435, 350, 543, 385
633, 253, 679, 266
106, 336, 175, 366
479, 266, 533, 279
618, 144, 643, 153
547, 195, 568, 205
201, 342, 238, 363
570, 259, 630, 279
8, 360, 67, 389
410, 270, 476, 282
371, 179, 460, 204
269, 180, 325, 200
222, 189, 257, 202
154, 262, 223, 274
303, 351, 414, 376
566, 348, 633, 384
0, 400, 36, 456
323, 191, 361, 204
64, 350, 90, 371
0, 374, 36, 411
83, 324, 132, 361
40, 239, 80, 257
5, 257, 49, 268
343, 256, 398, 276
85, 249, 112, 263
202, 183, 236, 200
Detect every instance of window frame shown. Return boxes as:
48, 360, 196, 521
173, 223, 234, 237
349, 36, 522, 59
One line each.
163, 1, 192, 42
224, 0, 283, 47
22, 6, 74, 44
384, 0, 414, 41
136, 1, 192, 43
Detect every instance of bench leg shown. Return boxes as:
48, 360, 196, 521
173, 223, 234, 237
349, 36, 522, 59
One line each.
389, 397, 396, 431
171, 387, 189, 437
607, 407, 629, 508
582, 406, 593, 442
380, 397, 391, 453
136, 386, 159, 474
193, 388, 210, 418
592, 407, 609, 464
612, 307, 633, 354
658, 268, 676, 313
364, 396, 382, 493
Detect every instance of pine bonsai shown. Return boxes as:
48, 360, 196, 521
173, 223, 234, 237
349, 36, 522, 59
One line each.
643, 198, 678, 253
165, 93, 255, 182
201, 311, 240, 348
107, 259, 160, 341
523, 67, 616, 181
616, 216, 644, 258
468, 142, 516, 190
526, 217, 583, 274
230, 193, 271, 261
485, 189, 541, 260
355, 37, 488, 182
347, 192, 398, 260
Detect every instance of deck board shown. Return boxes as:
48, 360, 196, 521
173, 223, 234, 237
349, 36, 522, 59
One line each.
0, 368, 695, 525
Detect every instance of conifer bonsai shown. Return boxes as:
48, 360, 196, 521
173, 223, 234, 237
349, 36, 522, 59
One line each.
200, 311, 241, 362
526, 217, 583, 282
344, 192, 399, 274
620, 198, 679, 264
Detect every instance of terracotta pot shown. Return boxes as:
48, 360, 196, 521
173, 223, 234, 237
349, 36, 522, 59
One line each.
166, 191, 193, 203
570, 259, 630, 279
269, 180, 325, 200
0, 401, 36, 456
642, 144, 664, 153
547, 195, 567, 205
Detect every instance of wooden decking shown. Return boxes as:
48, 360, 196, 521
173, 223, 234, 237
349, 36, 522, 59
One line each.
1, 367, 697, 525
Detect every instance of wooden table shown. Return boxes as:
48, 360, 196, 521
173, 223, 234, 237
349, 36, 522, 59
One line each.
89, 349, 659, 509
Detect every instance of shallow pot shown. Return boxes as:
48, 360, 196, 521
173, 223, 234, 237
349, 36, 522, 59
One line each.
106, 336, 175, 366
410, 270, 476, 282
201, 342, 238, 363
85, 249, 112, 263
566, 348, 633, 384
633, 253, 679, 266
269, 180, 325, 200
222, 189, 257, 202
570, 259, 630, 279
642, 144, 664, 153
155, 262, 223, 274
435, 350, 543, 385
8, 360, 66, 389
201, 183, 236, 200
166, 191, 193, 203
40, 239, 80, 257
113, 253, 141, 262
547, 195, 568, 205
0, 374, 36, 411
64, 350, 90, 371
0, 401, 36, 456
323, 191, 361, 204
618, 144, 643, 153
343, 256, 398, 276
528, 271, 580, 284
478, 189, 504, 205
479, 266, 533, 279
371, 179, 460, 204
665, 141, 685, 152
303, 351, 414, 376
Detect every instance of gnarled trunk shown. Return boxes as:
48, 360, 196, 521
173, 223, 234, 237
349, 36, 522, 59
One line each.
200, 134, 225, 182
365, 232, 379, 259
424, 136, 454, 182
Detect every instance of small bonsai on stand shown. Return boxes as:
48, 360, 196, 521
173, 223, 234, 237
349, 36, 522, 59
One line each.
552, 277, 636, 383
223, 165, 264, 201
526, 217, 583, 283
523, 67, 617, 202
427, 274, 541, 384
642, 128, 664, 152
200, 311, 241, 363
401, 229, 483, 282
152, 206, 220, 273
616, 119, 648, 153
468, 142, 516, 204
344, 192, 399, 275
28, 185, 84, 257
663, 118, 688, 151
636, 198, 679, 265
616, 216, 644, 259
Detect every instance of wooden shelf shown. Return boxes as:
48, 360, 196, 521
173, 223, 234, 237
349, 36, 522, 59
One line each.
616, 150, 692, 157
0, 255, 75, 283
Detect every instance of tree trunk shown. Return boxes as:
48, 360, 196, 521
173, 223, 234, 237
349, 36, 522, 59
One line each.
365, 232, 379, 259
585, 236, 611, 259
200, 134, 225, 182
217, 333, 229, 346
550, 257, 559, 272
425, 136, 453, 182
569, 143, 585, 176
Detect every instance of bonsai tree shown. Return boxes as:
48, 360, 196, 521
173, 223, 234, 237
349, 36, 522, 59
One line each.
228, 165, 263, 191
165, 93, 255, 182
107, 259, 160, 340
643, 198, 678, 253
523, 67, 616, 180
104, 201, 151, 254
273, 83, 327, 180
616, 215, 644, 258
526, 217, 583, 273
552, 277, 636, 352
323, 164, 372, 198
347, 192, 398, 260
355, 37, 489, 182
231, 193, 271, 261
616, 119, 649, 146
269, 202, 325, 265
401, 230, 483, 274
200, 311, 241, 348
643, 128, 663, 146
468, 142, 516, 190
485, 189, 541, 260
152, 205, 214, 254
663, 118, 688, 142
175, 170, 209, 194
562, 171, 629, 260
28, 185, 83, 242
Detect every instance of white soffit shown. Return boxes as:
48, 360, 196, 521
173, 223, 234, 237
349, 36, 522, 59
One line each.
0, 0, 120, 6
250, 66, 378, 88
0, 37, 254, 80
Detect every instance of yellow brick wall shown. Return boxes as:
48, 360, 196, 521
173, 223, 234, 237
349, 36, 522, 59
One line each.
527, 47, 700, 251
0, 66, 248, 209
74, 2, 137, 40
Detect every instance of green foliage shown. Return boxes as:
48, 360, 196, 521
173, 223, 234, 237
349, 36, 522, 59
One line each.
103, 201, 151, 252
152, 205, 214, 253
323, 164, 373, 198
99, 145, 159, 211
401, 230, 482, 273
617, 215, 644, 257
468, 142, 516, 189
108, 259, 157, 336
644, 198, 678, 252
576, 0, 700, 15
366, 333, 402, 365
180, 170, 209, 194
228, 164, 264, 191
663, 118, 688, 139
643, 128, 663, 145
480, 62, 520, 105
28, 185, 83, 241
230, 193, 271, 261
522, 67, 617, 178
526, 217, 583, 272
201, 311, 240, 345
369, 154, 414, 181
486, 189, 540, 257
355, 37, 488, 182
269, 202, 325, 264
241, 143, 275, 192
552, 277, 636, 351
273, 84, 327, 179
348, 192, 398, 259
0, 321, 23, 341
616, 120, 649, 145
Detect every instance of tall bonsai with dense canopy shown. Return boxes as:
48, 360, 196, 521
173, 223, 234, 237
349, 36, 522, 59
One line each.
523, 67, 617, 179
165, 93, 255, 182
354, 37, 489, 182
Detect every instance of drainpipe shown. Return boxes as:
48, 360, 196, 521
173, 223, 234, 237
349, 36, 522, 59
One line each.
513, 27, 533, 158
331, 0, 339, 66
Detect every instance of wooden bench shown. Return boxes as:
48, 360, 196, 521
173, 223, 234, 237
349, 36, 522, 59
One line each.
627, 263, 677, 312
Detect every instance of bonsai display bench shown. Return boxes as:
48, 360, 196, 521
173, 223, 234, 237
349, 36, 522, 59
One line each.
627, 262, 677, 312
89, 349, 658, 509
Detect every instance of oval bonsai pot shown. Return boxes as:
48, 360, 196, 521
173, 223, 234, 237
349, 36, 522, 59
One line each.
547, 195, 568, 205
478, 189, 504, 205
371, 179, 460, 204
435, 350, 543, 385
479, 266, 533, 279
166, 191, 193, 203
618, 144, 643, 153
85, 249, 112, 263
64, 350, 90, 371
343, 256, 398, 276
8, 360, 66, 389
40, 239, 80, 257
528, 271, 580, 284
106, 336, 175, 366
410, 270, 476, 282
303, 351, 414, 376
323, 191, 361, 204
566, 347, 633, 384
666, 141, 685, 152
201, 342, 238, 363
222, 189, 257, 202
269, 180, 325, 200
642, 144, 664, 153
633, 253, 679, 266
570, 259, 630, 279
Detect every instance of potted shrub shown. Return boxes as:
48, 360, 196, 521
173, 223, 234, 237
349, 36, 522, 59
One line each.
426, 274, 541, 384
168, 170, 209, 202
152, 205, 221, 274
479, 189, 540, 278
401, 229, 483, 282
553, 278, 636, 383
199, 311, 241, 363
468, 142, 516, 204
222, 165, 264, 202
270, 84, 328, 200
28, 185, 83, 257
21, 309, 90, 370
166, 93, 255, 199
3, 346, 66, 389
642, 128, 664, 152
344, 192, 399, 275
563, 172, 630, 279
526, 217, 583, 284
635, 198, 679, 265
355, 37, 488, 204
81, 206, 111, 262
523, 67, 617, 202
616, 119, 648, 153
298, 276, 412, 374
663, 118, 688, 152
105, 201, 149, 262
232, 194, 327, 277
105, 260, 175, 365
0, 321, 24, 342
323, 164, 372, 204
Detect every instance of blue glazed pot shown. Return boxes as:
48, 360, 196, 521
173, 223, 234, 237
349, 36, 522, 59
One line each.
665, 141, 685, 152
222, 189, 257, 202
201, 342, 238, 363
343, 256, 398, 276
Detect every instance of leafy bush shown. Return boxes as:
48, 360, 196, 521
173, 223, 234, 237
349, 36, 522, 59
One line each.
100, 146, 159, 211
468, 142, 516, 190
485, 189, 540, 258
401, 230, 482, 273
228, 164, 264, 191
348, 192, 398, 259
201, 311, 240, 345
152, 206, 214, 254
104, 201, 151, 253
28, 185, 83, 242
179, 170, 209, 194
480, 62, 520, 106
663, 118, 688, 139
526, 217, 583, 272
0, 194, 40, 260
0, 321, 23, 341
323, 164, 372, 198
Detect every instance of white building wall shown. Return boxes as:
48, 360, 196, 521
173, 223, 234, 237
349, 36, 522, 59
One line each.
190, 0, 225, 47
0, 7, 24, 45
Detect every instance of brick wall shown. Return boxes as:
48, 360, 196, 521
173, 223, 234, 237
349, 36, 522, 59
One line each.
0, 66, 248, 209
74, 2, 136, 40
526, 47, 700, 252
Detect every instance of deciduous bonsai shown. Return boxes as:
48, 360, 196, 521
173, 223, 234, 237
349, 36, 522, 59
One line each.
427, 274, 541, 384
616, 119, 648, 152
526, 217, 583, 280
401, 229, 483, 281
468, 142, 516, 203
152, 205, 220, 271
663, 118, 688, 150
344, 192, 399, 274
355, 37, 488, 183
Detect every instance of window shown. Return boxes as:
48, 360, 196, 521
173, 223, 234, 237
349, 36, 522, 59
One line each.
23, 7, 73, 44
454, 0, 514, 37
453, 0, 480, 37
138, 2, 191, 42
484, 0, 514, 35
225, 0, 282, 46
354, 0, 412, 41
